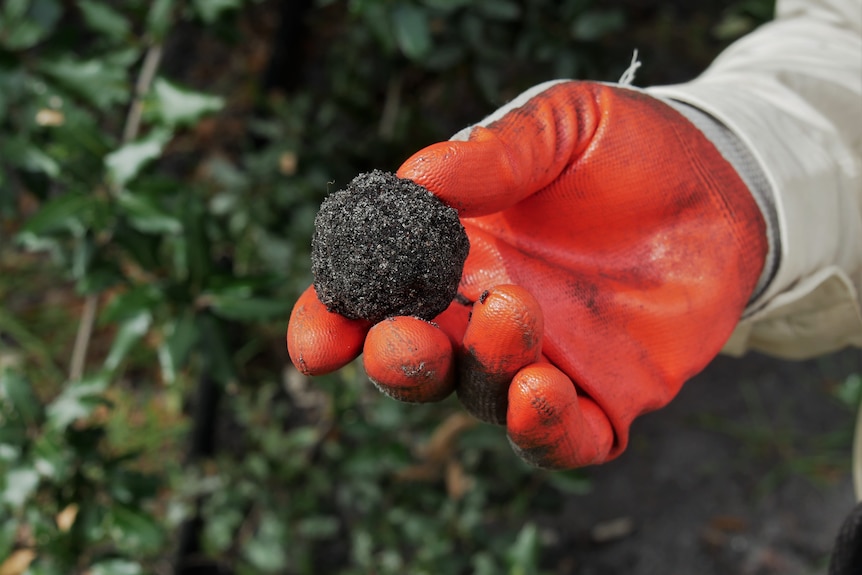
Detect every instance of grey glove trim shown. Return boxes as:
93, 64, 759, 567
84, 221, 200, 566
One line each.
662, 98, 781, 306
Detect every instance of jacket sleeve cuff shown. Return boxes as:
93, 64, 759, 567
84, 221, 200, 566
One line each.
645, 16, 862, 358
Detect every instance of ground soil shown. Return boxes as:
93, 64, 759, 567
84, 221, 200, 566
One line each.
538, 348, 862, 575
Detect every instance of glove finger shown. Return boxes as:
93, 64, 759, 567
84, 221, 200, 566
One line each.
287, 285, 370, 375
507, 362, 614, 469
363, 316, 455, 403
396, 81, 595, 218
457, 285, 543, 425
396, 132, 530, 218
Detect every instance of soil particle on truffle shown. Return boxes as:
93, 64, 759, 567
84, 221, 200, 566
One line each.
312, 170, 469, 323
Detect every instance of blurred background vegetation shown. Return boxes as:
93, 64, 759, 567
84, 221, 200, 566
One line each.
0, 0, 809, 574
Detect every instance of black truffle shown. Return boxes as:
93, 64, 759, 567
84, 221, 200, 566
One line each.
312, 170, 469, 323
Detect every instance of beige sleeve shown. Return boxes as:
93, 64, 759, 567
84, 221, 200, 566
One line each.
647, 0, 862, 360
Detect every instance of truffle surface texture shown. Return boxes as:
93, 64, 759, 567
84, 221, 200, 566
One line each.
312, 170, 469, 323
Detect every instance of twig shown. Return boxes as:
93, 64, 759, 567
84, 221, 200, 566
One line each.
67, 42, 164, 382
67, 294, 98, 381
123, 43, 164, 146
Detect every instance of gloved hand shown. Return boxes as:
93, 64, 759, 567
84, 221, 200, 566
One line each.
287, 80, 768, 469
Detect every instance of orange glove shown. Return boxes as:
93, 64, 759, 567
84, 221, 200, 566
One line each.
287, 81, 768, 469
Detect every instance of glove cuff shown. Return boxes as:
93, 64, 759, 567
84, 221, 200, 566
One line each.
660, 98, 780, 308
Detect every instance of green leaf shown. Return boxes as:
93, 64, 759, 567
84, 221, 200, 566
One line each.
476, 0, 521, 20
0, 368, 43, 426
90, 560, 144, 575
179, 198, 210, 286
392, 4, 432, 61
190, 0, 242, 24
204, 507, 244, 553
296, 515, 340, 539
1, 466, 40, 508
158, 312, 199, 384
243, 513, 288, 572
107, 468, 161, 504
18, 192, 96, 239
151, 78, 225, 128
71, 233, 95, 280
196, 314, 236, 385
111, 226, 161, 273
545, 470, 592, 495
0, 137, 60, 177
0, 445, 21, 463
0, 0, 61, 50
204, 275, 276, 298
146, 0, 175, 40
570, 10, 625, 42
32, 430, 73, 480
422, 43, 465, 70
38, 53, 130, 110
835, 373, 862, 409
116, 189, 182, 234
103, 310, 152, 372
473, 552, 502, 575
0, 521, 17, 562
421, 0, 472, 12
0, 309, 64, 381
75, 257, 123, 295
109, 506, 164, 554
101, 285, 163, 324
354, 3, 396, 54
205, 294, 292, 321
46, 374, 109, 429
283, 426, 320, 452
105, 129, 172, 188
506, 523, 540, 575
78, 0, 130, 41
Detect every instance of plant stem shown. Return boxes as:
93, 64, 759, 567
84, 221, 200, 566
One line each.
67, 293, 98, 382
123, 43, 164, 148
68, 41, 164, 382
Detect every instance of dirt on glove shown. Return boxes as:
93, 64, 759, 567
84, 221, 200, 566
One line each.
311, 170, 469, 323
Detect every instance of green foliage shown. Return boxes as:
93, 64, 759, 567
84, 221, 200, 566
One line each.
172, 370, 582, 574
713, 0, 776, 39
0, 367, 165, 572
834, 373, 862, 411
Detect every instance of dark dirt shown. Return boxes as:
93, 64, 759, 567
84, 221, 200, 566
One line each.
535, 347, 862, 575
311, 170, 469, 323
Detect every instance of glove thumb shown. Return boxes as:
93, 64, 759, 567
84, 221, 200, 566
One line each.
397, 81, 598, 217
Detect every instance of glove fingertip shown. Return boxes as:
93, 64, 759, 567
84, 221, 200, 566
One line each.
396, 135, 523, 218
457, 285, 544, 425
464, 284, 544, 368
287, 285, 369, 375
396, 141, 471, 211
507, 363, 613, 469
363, 316, 455, 403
